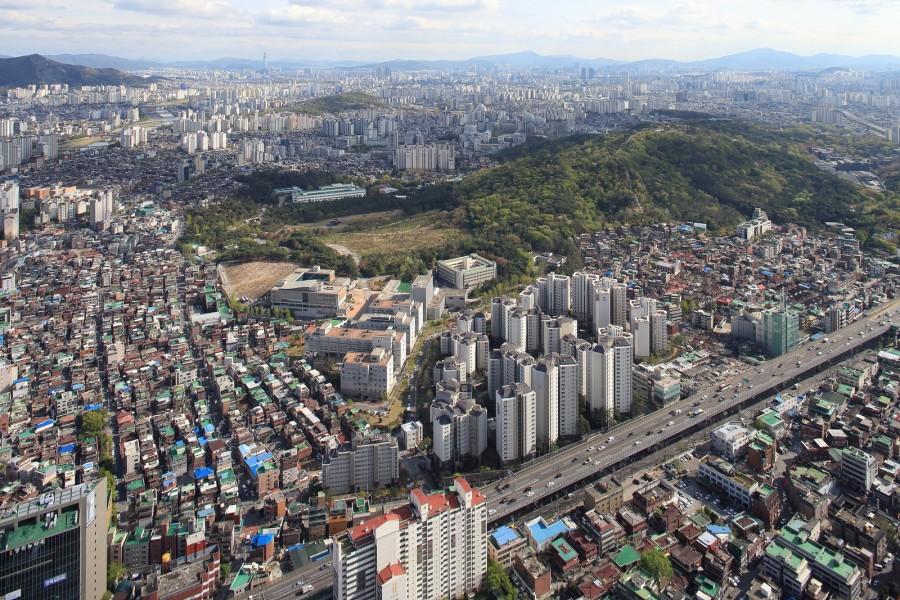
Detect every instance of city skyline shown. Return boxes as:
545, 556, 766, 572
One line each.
1, 0, 899, 63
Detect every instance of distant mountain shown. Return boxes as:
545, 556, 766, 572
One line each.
687, 48, 900, 71
0, 54, 154, 87
11, 48, 900, 74
47, 53, 161, 70
360, 51, 622, 72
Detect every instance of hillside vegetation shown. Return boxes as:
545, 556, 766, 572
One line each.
0, 54, 153, 88
293, 92, 384, 115
456, 120, 900, 274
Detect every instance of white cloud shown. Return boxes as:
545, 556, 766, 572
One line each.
258, 4, 347, 26
113, 0, 232, 18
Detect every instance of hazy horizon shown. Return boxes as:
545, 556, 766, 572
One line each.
0, 0, 898, 63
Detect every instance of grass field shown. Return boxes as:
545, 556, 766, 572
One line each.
317, 211, 463, 256
218, 261, 297, 300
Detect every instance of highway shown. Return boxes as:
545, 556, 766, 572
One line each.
484, 299, 900, 523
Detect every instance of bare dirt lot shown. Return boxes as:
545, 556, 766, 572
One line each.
218, 261, 297, 300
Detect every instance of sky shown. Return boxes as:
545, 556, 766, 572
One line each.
1, 0, 899, 63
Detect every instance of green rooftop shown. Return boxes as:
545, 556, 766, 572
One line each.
0, 507, 79, 551
614, 544, 642, 568
551, 537, 578, 562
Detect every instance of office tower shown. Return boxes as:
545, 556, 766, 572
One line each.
495, 383, 536, 463
532, 357, 559, 450
333, 477, 487, 600
572, 271, 599, 322
0, 479, 108, 600
761, 306, 799, 358
588, 338, 615, 424
557, 355, 579, 437
537, 272, 571, 316
430, 391, 488, 466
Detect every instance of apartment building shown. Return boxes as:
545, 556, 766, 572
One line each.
774, 519, 863, 600
332, 477, 487, 600
840, 447, 877, 494
495, 382, 536, 463
322, 435, 399, 493
711, 422, 752, 461
340, 348, 395, 400
430, 391, 488, 466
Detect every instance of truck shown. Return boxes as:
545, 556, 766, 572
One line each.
298, 583, 314, 595
689, 409, 704, 417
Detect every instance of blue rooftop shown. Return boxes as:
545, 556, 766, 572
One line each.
252, 533, 274, 547
707, 524, 731, 535
193, 467, 214, 480
490, 526, 521, 548
526, 517, 571, 546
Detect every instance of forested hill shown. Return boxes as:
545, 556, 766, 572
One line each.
455, 120, 899, 275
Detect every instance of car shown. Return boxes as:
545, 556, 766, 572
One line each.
588, 446, 595, 451
523, 486, 532, 493
875, 563, 883, 570
547, 481, 555, 487
583, 459, 590, 465
555, 472, 562, 478
668, 420, 675, 426
607, 436, 614, 442
526, 490, 535, 497
488, 509, 497, 515
634, 440, 641, 446
571, 457, 579, 463
599, 445, 606, 450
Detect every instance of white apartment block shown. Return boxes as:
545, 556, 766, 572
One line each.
340, 348, 395, 400
437, 254, 496, 289
333, 477, 486, 600
537, 272, 571, 316
557, 355, 579, 438
495, 383, 536, 463
542, 316, 577, 355
430, 392, 488, 465
711, 422, 752, 461
588, 339, 615, 423
322, 435, 400, 493
532, 358, 559, 450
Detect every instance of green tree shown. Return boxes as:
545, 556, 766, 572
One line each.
640, 548, 673, 592
221, 563, 232, 580
107, 561, 126, 590
480, 559, 516, 600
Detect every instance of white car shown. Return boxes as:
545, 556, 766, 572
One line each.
547, 481, 555, 487
526, 490, 535, 497
488, 509, 497, 515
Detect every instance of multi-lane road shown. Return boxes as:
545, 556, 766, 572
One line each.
484, 299, 900, 523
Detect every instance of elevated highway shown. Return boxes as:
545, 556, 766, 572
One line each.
486, 300, 899, 524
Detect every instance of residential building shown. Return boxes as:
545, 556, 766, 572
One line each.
430, 392, 487, 466
340, 348, 395, 400
322, 435, 399, 493
840, 447, 876, 494
332, 477, 487, 600
711, 422, 752, 461
495, 383, 536, 463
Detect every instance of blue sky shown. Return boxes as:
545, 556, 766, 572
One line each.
1, 0, 898, 62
